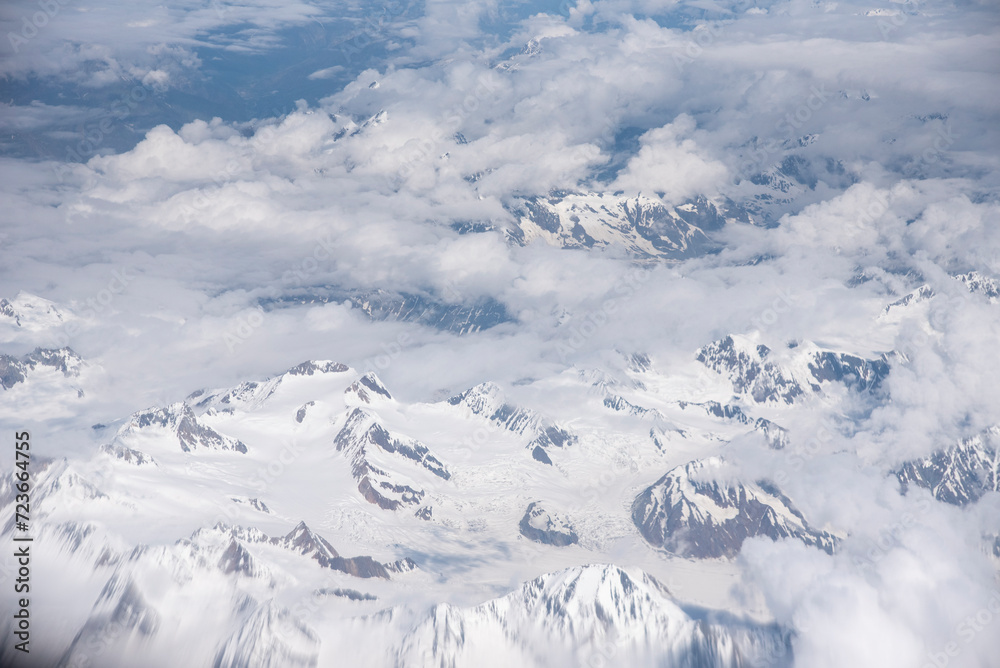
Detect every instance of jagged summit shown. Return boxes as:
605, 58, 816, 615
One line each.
114, 403, 248, 453
895, 426, 1000, 506
632, 457, 835, 559
334, 408, 450, 511
0, 347, 84, 390
345, 372, 393, 404
505, 192, 743, 260
397, 563, 791, 668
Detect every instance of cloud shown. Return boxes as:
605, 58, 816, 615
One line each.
610, 114, 729, 202
1, 3, 999, 665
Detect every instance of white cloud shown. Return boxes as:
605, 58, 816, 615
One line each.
611, 115, 729, 202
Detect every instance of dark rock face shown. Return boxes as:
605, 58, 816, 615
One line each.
678, 400, 752, 424
295, 401, 314, 423
0, 355, 27, 389
895, 426, 999, 506
271, 521, 389, 579
531, 446, 552, 465
326, 555, 389, 579
336, 408, 449, 480
358, 476, 424, 511
384, 557, 418, 574
807, 352, 890, 393
315, 588, 377, 601
632, 459, 835, 559
176, 411, 249, 453
218, 540, 258, 576
530, 425, 575, 451
334, 408, 448, 511
955, 271, 1000, 300
346, 373, 394, 404
280, 521, 340, 559
359, 373, 392, 399
603, 394, 663, 419
519, 502, 579, 547
0, 298, 17, 322
697, 336, 804, 405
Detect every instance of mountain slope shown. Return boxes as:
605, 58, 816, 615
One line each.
895, 426, 1000, 506
447, 382, 576, 464
632, 458, 836, 559
397, 564, 791, 668
507, 192, 741, 260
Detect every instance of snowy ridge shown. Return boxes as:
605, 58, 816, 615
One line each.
0, 347, 83, 390
0, 357, 817, 666
880, 271, 999, 320
102, 441, 157, 466
0, 292, 71, 331
696, 335, 892, 405
954, 271, 1000, 301
396, 564, 791, 668
203, 521, 401, 579
507, 192, 737, 260
632, 458, 835, 559
114, 403, 249, 453
334, 408, 450, 511
447, 382, 576, 464
895, 426, 1000, 505
0, 458, 111, 533
190, 360, 350, 413
880, 284, 935, 316
345, 372, 393, 404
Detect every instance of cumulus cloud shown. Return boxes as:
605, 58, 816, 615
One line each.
610, 114, 729, 202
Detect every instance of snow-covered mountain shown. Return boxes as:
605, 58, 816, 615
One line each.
0, 346, 83, 390
955, 271, 1000, 301
632, 458, 836, 559
518, 501, 578, 546
696, 335, 892, 405
397, 564, 791, 668
0, 353, 816, 667
895, 426, 1000, 506
880, 270, 999, 320
506, 192, 746, 259
0, 292, 72, 332
447, 381, 576, 464
334, 407, 450, 512
113, 403, 249, 453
